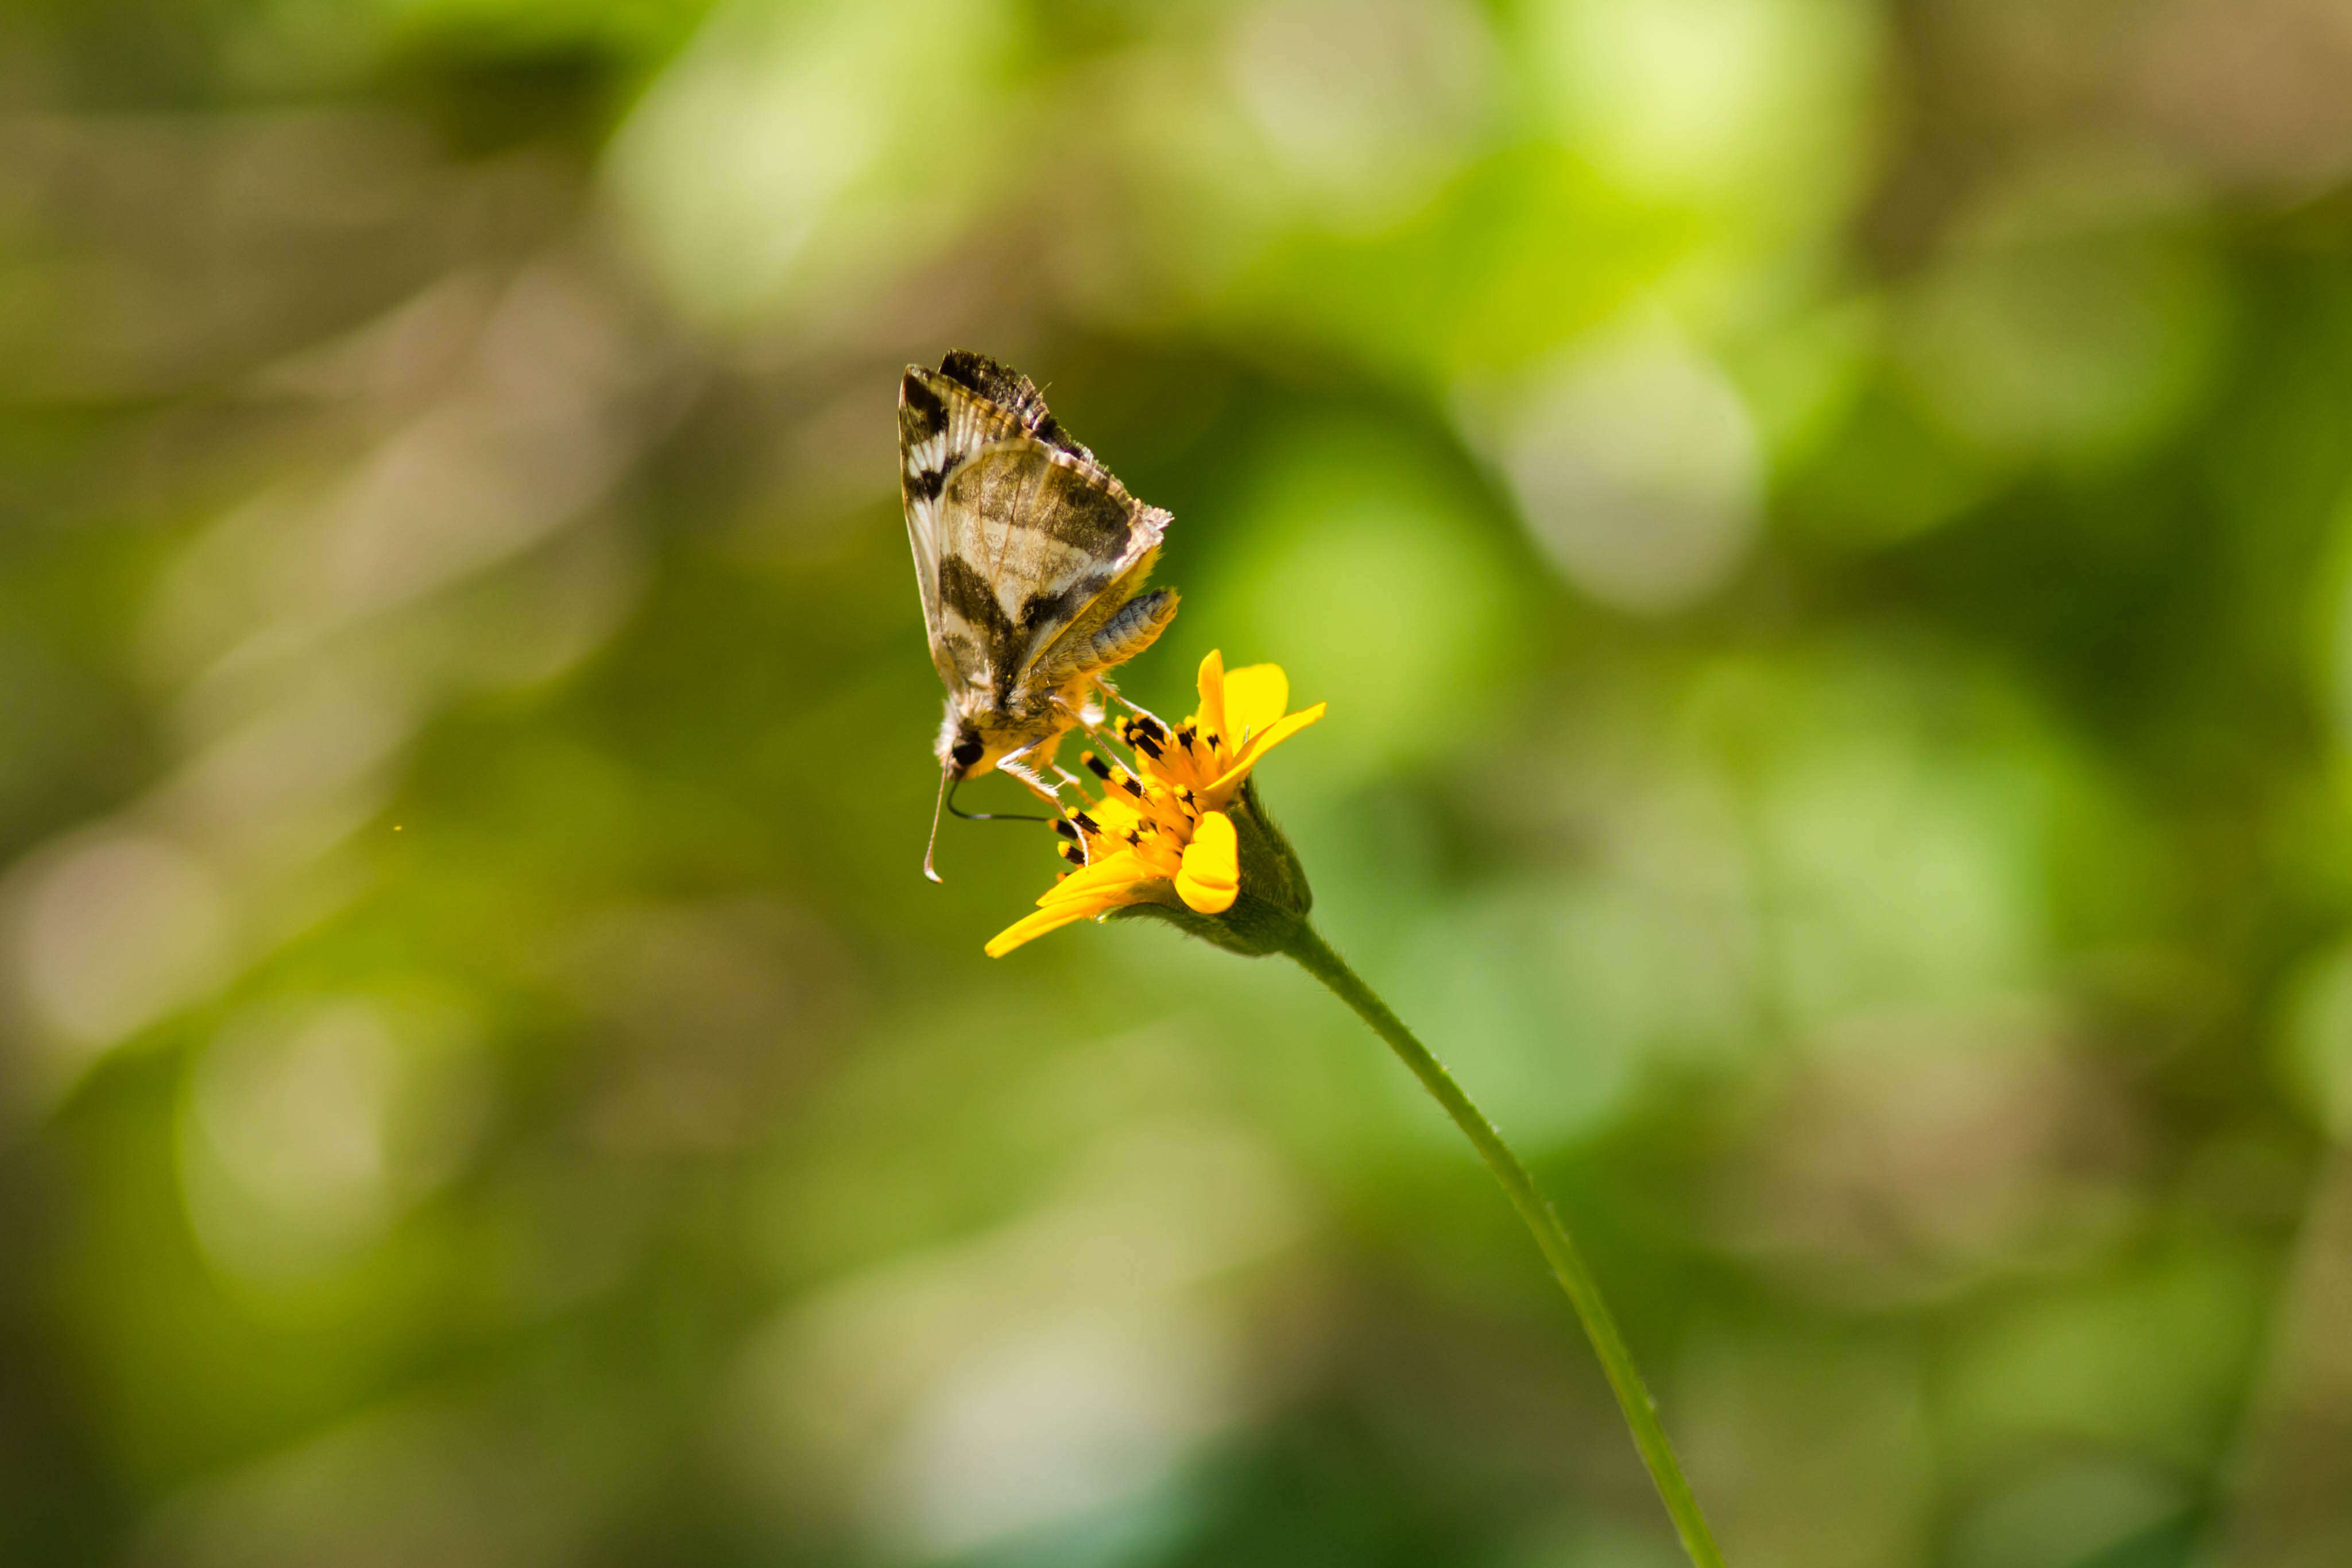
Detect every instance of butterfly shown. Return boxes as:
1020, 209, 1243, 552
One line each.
900, 350, 1180, 880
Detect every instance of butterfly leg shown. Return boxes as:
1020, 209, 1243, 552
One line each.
1080, 673, 1119, 733
995, 741, 1067, 807
1099, 679, 1171, 733
1063, 675, 1173, 740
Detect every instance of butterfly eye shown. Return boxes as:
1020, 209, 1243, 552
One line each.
950, 736, 985, 769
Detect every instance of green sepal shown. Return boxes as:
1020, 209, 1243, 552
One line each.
1111, 777, 1312, 957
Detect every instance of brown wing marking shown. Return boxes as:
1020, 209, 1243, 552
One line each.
935, 350, 1101, 468
900, 362, 1036, 691
905, 354, 1171, 723
935, 440, 1151, 703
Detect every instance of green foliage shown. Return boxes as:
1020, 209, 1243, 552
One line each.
2, 2, 2350, 1565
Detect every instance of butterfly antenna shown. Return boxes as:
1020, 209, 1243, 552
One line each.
923, 762, 954, 884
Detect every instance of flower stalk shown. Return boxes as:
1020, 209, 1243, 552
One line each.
980, 651, 1724, 1565
1278, 923, 1728, 1568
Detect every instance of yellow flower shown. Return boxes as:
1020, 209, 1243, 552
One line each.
985, 652, 1325, 956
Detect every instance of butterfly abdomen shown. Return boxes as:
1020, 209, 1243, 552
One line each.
1069, 587, 1178, 675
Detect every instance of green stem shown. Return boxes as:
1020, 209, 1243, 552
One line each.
1281, 922, 1727, 1568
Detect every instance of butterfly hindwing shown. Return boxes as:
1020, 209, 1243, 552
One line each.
941, 442, 1160, 695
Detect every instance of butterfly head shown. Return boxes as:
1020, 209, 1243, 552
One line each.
923, 704, 1061, 884
935, 703, 1026, 783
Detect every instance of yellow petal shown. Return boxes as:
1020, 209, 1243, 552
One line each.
1174, 810, 1240, 913
1036, 848, 1151, 905
1206, 702, 1325, 795
1220, 664, 1289, 744
1085, 795, 1146, 837
1194, 649, 1227, 741
985, 899, 1118, 956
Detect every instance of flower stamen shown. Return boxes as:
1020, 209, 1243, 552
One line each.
984, 652, 1327, 958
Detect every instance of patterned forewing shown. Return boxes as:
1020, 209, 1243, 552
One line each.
934, 350, 1100, 467
900, 366, 1025, 689
904, 354, 1173, 735
933, 440, 1160, 706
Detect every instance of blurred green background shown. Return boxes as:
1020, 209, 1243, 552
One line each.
4, 2, 2352, 1565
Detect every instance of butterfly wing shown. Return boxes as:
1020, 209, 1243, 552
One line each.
900, 354, 1164, 717
935, 439, 1164, 708
900, 363, 1018, 692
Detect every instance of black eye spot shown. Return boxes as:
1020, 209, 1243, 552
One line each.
950, 737, 984, 768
